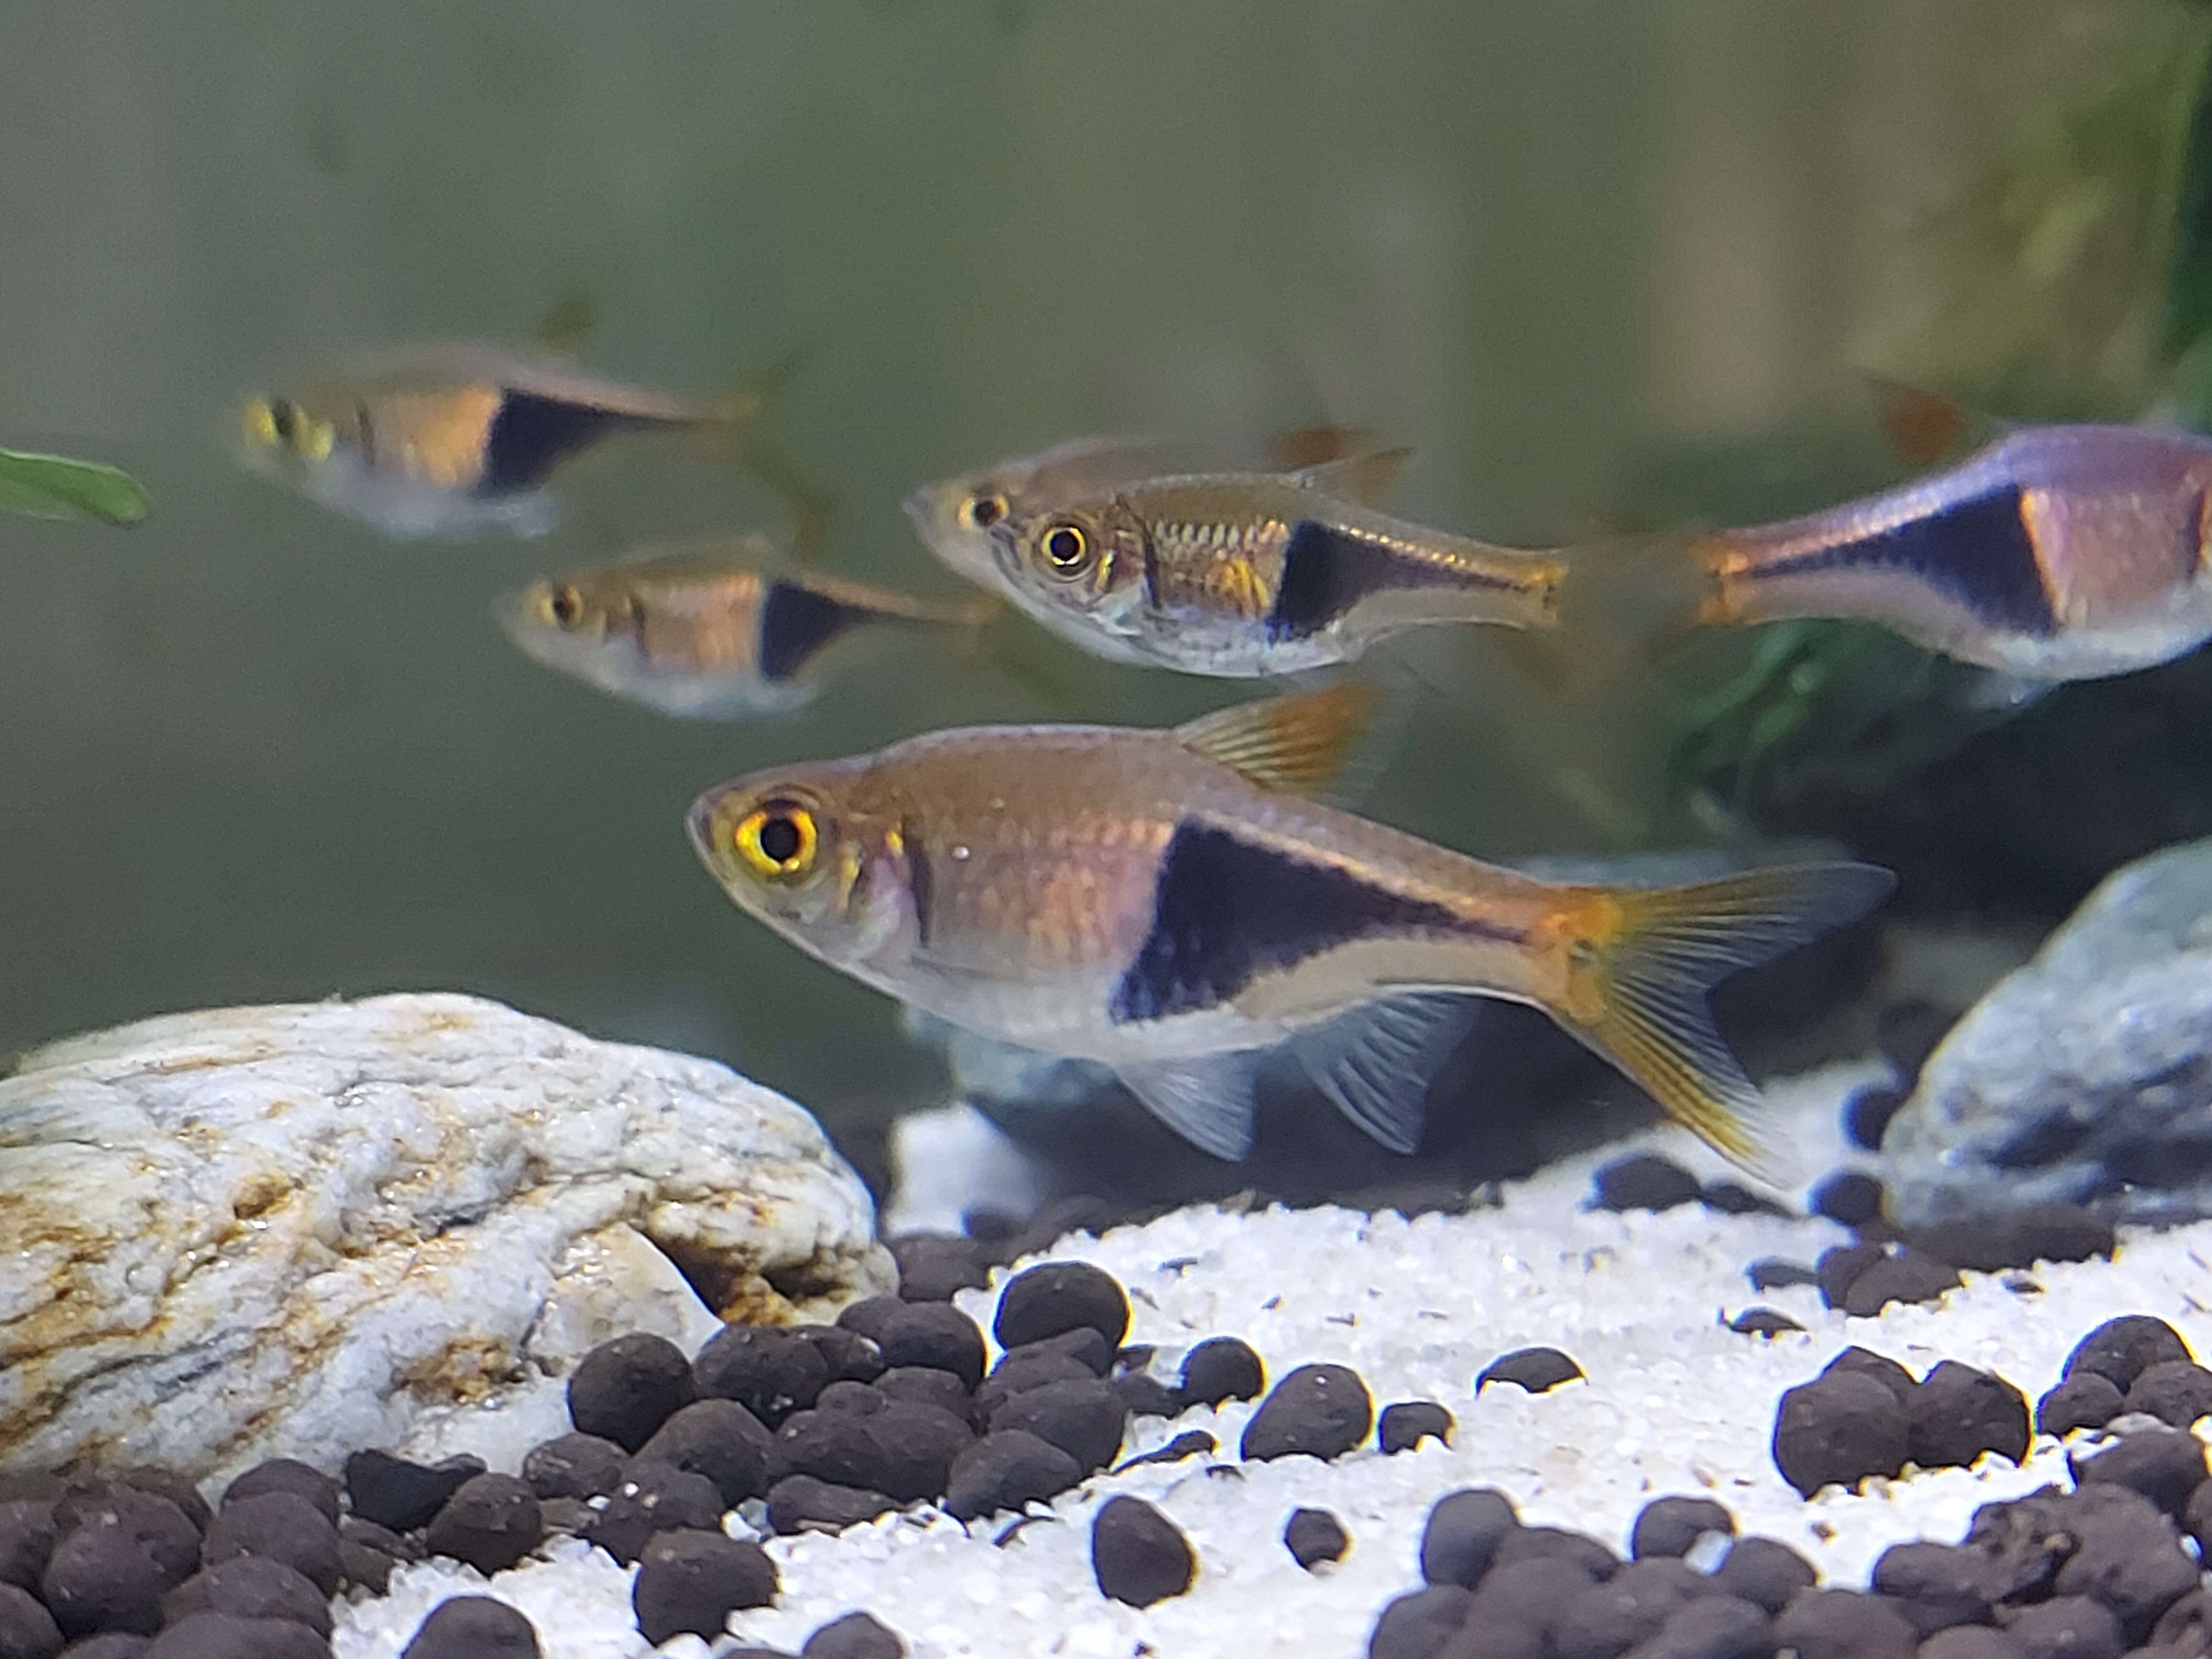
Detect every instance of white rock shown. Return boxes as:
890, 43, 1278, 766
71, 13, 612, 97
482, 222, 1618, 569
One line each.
0, 992, 893, 1483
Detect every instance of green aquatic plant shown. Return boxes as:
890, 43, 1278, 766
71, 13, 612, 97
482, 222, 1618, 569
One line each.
0, 446, 148, 525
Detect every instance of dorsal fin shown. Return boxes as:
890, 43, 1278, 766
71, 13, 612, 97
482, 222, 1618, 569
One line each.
528, 287, 598, 359
1267, 423, 1375, 470
1867, 378, 1988, 469
1291, 446, 1416, 506
1173, 681, 1379, 795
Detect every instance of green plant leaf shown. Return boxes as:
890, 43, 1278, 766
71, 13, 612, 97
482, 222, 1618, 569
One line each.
0, 447, 149, 525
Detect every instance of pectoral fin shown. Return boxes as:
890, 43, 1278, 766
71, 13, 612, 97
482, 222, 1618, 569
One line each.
1115, 1052, 1264, 1159
1288, 994, 1479, 1155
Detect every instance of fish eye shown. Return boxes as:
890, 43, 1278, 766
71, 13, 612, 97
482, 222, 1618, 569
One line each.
244, 398, 279, 447
734, 797, 820, 881
958, 491, 1008, 531
1037, 520, 1092, 574
549, 585, 584, 629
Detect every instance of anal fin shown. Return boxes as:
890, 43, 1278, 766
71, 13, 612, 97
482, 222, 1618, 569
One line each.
1288, 994, 1479, 1155
1115, 1052, 1264, 1159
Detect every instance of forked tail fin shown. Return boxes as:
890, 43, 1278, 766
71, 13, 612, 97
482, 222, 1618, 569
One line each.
1552, 862, 1895, 1183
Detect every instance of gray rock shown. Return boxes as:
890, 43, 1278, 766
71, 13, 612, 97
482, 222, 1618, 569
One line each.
0, 994, 893, 1482
1886, 839, 2212, 1225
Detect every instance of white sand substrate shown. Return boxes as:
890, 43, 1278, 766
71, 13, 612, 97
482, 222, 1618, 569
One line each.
333, 1066, 2212, 1659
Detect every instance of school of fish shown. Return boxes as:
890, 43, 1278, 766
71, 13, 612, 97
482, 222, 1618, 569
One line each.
231, 331, 2212, 1179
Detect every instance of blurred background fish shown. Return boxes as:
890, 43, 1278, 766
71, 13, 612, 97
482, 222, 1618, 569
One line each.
501, 536, 995, 719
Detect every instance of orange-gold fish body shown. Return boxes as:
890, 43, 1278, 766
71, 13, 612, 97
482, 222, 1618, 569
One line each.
688, 684, 1889, 1172
984, 467, 1567, 676
1697, 424, 2212, 680
501, 538, 992, 719
235, 345, 757, 540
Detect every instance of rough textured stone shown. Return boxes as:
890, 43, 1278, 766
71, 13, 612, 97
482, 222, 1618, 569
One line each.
630, 1530, 776, 1646
401, 1595, 541, 1659
0, 995, 892, 1483
1886, 840, 2212, 1224
1090, 1496, 1194, 1608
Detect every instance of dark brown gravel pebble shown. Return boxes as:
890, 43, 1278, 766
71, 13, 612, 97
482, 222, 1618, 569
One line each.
57, 1635, 146, 1659
162, 1559, 330, 1637
521, 1433, 629, 1502
832, 1296, 908, 1346
582, 1463, 724, 1565
0, 1584, 61, 1659
1471, 1555, 1610, 1653
1090, 1497, 1194, 1608
1773, 1371, 1910, 1496
866, 1400, 980, 1500
694, 1326, 832, 1428
342, 1451, 482, 1535
2147, 1587, 2212, 1653
1998, 1595, 2124, 1659
566, 1334, 697, 1452
1910, 1361, 2030, 1469
801, 1611, 904, 1659
1725, 1307, 1803, 1337
2048, 1486, 2198, 1640
1180, 1338, 1265, 1406
1113, 1430, 1215, 1472
1627, 1593, 1773, 1659
335, 1541, 393, 1595
2070, 1426, 2210, 1517
1871, 1540, 1996, 1636
1844, 1083, 1910, 1151
1707, 1536, 1817, 1615
994, 1262, 1131, 1352
890, 1235, 991, 1302
1770, 1589, 1917, 1659
0, 1503, 55, 1593
1810, 1170, 1887, 1227
944, 1431, 1082, 1521
1366, 1585, 1472, 1659
1032, 1327, 1117, 1376
631, 1530, 776, 1646
1745, 1258, 1820, 1291
421, 1474, 541, 1576
106, 1478, 206, 1542
2063, 1317, 2193, 1394
1699, 1181, 1791, 1218
1477, 1348, 1583, 1395
1492, 1526, 1617, 1582
1917, 1627, 2022, 1659
635, 1398, 773, 1506
1552, 1559, 1706, 1659
219, 1465, 337, 1530
53, 1493, 198, 1591
1378, 1401, 1454, 1454
789, 1324, 886, 1385
1815, 1243, 1887, 1309
868, 1304, 987, 1391
1842, 1249, 1962, 1316
1241, 1364, 1374, 1462
2123, 1360, 2212, 1428
1419, 1488, 1519, 1588
1903, 1204, 2113, 1272
764, 1475, 897, 1537
41, 1523, 168, 1636
1284, 1507, 1348, 1569
876, 1365, 978, 1423
1111, 1372, 1183, 1419
2035, 1372, 2124, 1438
1630, 1496, 1734, 1560
987, 1380, 1124, 1475
142, 1614, 325, 1659
816, 1382, 886, 1416
973, 1350, 1097, 1423
772, 1406, 892, 1490
1825, 1346, 1918, 1405
400, 1595, 541, 1659
1590, 1154, 1702, 1213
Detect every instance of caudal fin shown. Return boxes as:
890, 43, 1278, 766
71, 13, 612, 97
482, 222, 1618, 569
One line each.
1554, 862, 1894, 1183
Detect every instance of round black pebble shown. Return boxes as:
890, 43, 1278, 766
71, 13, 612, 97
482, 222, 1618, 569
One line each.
1843, 1083, 1909, 1152
790, 1324, 886, 1385
1090, 1496, 1193, 1608
42, 1521, 169, 1637
890, 1234, 991, 1302
631, 1530, 777, 1646
2063, 1316, 2192, 1394
420, 1474, 541, 1575
993, 1262, 1131, 1352
111, 1475, 208, 1541
55, 1637, 148, 1659
1378, 1401, 1453, 1454
1709, 1536, 1816, 1615
1553, 1559, 1705, 1658
1726, 1307, 1803, 1338
1699, 1180, 1790, 1218
865, 1401, 978, 1501
1918, 1628, 2021, 1659
1491, 1525, 1617, 1582
143, 1614, 326, 1659
1770, 1588, 1916, 1659
765, 1474, 896, 1536
0, 1583, 60, 1659
635, 1398, 772, 1506
879, 1365, 980, 1422
582, 1463, 724, 1565
944, 1431, 1082, 1522
801, 1611, 903, 1659
2070, 1426, 2210, 1517
1638, 1595, 1774, 1659
768, 1406, 886, 1491
2035, 1372, 2123, 1438
1910, 1360, 2030, 1469
1476, 1348, 1582, 1395
1822, 1346, 1916, 1405
53, 1492, 198, 1591
0, 1501, 55, 1594
1419, 1488, 1519, 1588
1746, 1258, 1820, 1291
1240, 1364, 1373, 1462
1284, 1507, 1348, 1570
337, 1541, 394, 1595
987, 1379, 1125, 1475
220, 1464, 337, 1529
1903, 1203, 2114, 1272
1840, 1248, 1961, 1316
520, 1433, 628, 1502
163, 1558, 331, 1637
342, 1451, 483, 1535
2124, 1359, 2212, 1428
1114, 1430, 1215, 1472
1111, 1372, 1182, 1420
1630, 1495, 1734, 1560
1367, 1585, 1472, 1659
2002, 1595, 2124, 1659
1809, 1170, 1886, 1227
1772, 1371, 1909, 1497
2050, 1485, 2198, 1640
1872, 1540, 1996, 1635
401, 1595, 542, 1659
870, 1304, 986, 1391
2149, 1587, 2212, 1653
833, 1296, 907, 1345
1814, 1242, 1885, 1309
693, 1325, 831, 1427
1590, 1154, 1702, 1213
974, 1350, 1097, 1424
567, 1333, 697, 1452
1179, 1338, 1264, 1407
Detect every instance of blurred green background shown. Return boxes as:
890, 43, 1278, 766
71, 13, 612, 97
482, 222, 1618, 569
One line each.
1, 0, 2205, 1139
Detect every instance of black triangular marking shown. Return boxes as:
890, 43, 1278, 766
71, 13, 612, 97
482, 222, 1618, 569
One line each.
757, 581, 866, 682
480, 392, 651, 495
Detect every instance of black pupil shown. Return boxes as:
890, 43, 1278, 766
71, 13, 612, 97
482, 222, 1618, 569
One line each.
1044, 527, 1083, 565
269, 399, 296, 441
970, 495, 1003, 527
758, 815, 803, 865
551, 588, 581, 626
